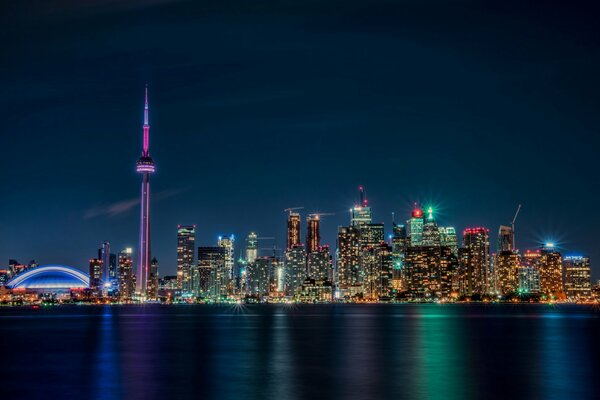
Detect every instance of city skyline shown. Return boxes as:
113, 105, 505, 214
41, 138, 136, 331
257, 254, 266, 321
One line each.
1, 1, 598, 280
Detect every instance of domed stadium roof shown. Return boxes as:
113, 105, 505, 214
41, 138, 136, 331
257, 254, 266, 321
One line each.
6, 265, 89, 290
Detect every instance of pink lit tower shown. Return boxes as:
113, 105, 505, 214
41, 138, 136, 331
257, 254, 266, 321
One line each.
135, 85, 155, 296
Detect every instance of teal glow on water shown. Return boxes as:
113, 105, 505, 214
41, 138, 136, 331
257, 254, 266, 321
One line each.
0, 304, 598, 400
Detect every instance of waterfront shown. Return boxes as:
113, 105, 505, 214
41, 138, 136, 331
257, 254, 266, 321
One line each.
1, 304, 598, 400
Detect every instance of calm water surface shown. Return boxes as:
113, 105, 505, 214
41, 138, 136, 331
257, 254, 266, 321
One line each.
1, 304, 598, 400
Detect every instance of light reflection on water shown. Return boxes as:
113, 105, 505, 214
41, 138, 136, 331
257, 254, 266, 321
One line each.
0, 304, 597, 400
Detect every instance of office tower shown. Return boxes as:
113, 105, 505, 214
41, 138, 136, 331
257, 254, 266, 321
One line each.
336, 225, 361, 293
351, 186, 372, 226
177, 225, 196, 292
248, 257, 271, 296
518, 250, 541, 294
539, 244, 563, 297
498, 225, 514, 252
307, 245, 332, 281
146, 257, 159, 298
306, 215, 321, 254
99, 241, 111, 286
391, 222, 408, 291
218, 235, 235, 294
458, 228, 490, 296
439, 227, 458, 257
284, 244, 307, 296
198, 246, 226, 298
361, 243, 393, 300
405, 245, 456, 299
89, 258, 102, 291
359, 223, 385, 247
495, 251, 521, 296
287, 212, 301, 250
563, 256, 591, 300
421, 207, 440, 246
136, 86, 156, 296
408, 206, 424, 246
246, 232, 258, 263
117, 248, 134, 299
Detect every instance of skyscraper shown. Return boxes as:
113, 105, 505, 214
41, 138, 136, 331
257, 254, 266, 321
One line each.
99, 241, 111, 286
361, 243, 393, 300
197, 246, 226, 298
218, 235, 235, 295
136, 86, 156, 296
421, 207, 440, 247
287, 212, 301, 250
359, 223, 385, 247
306, 215, 321, 254
351, 186, 372, 226
245, 232, 258, 263
284, 244, 307, 296
89, 258, 102, 292
408, 206, 424, 246
498, 225, 514, 252
495, 251, 521, 296
307, 245, 332, 281
336, 225, 361, 293
177, 225, 196, 292
147, 257, 159, 299
439, 227, 458, 257
563, 256, 591, 300
117, 248, 134, 299
539, 244, 563, 298
458, 228, 490, 296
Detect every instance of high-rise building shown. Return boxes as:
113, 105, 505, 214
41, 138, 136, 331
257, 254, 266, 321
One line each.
458, 228, 490, 296
391, 222, 408, 292
248, 256, 279, 297
89, 258, 102, 292
539, 244, 563, 298
284, 244, 307, 296
498, 225, 514, 252
439, 227, 458, 257
359, 223, 385, 247
117, 248, 134, 299
99, 241, 111, 286
495, 251, 521, 296
421, 207, 440, 247
563, 256, 591, 300
307, 245, 332, 281
136, 86, 156, 296
287, 212, 301, 250
306, 215, 321, 254
177, 225, 196, 292
218, 235, 235, 295
351, 186, 372, 226
147, 257, 159, 299
336, 225, 361, 292
518, 250, 542, 295
197, 246, 226, 298
408, 206, 424, 246
361, 243, 393, 300
405, 245, 456, 300
245, 232, 258, 263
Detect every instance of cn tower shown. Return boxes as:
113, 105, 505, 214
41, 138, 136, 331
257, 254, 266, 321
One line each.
135, 86, 155, 296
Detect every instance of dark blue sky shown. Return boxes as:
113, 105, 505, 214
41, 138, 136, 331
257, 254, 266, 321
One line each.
1, 0, 599, 278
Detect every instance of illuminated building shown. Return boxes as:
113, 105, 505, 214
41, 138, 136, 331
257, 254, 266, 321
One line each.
287, 213, 301, 250
517, 266, 540, 294
361, 243, 393, 300
98, 241, 114, 287
359, 223, 385, 247
408, 206, 424, 246
351, 186, 372, 226
248, 257, 272, 297
0, 269, 9, 286
147, 257, 159, 299
563, 256, 591, 300
458, 228, 490, 296
6, 265, 90, 292
539, 244, 563, 297
218, 235, 235, 294
284, 244, 307, 296
495, 251, 521, 296
498, 225, 514, 252
245, 232, 258, 263
307, 245, 332, 281
405, 246, 456, 299
391, 222, 408, 291
439, 227, 458, 257
306, 215, 321, 254
88, 258, 102, 291
336, 225, 361, 294
421, 207, 440, 247
177, 225, 195, 292
197, 246, 226, 298
117, 248, 134, 299
297, 278, 333, 303
136, 86, 156, 296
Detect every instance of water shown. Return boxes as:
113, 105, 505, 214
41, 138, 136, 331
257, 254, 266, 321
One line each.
0, 304, 598, 400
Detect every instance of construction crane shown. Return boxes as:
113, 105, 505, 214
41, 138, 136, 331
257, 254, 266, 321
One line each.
284, 207, 304, 215
256, 236, 275, 240
511, 204, 522, 250
307, 212, 335, 219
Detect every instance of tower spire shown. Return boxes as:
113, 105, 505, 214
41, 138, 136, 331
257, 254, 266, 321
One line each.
143, 84, 150, 156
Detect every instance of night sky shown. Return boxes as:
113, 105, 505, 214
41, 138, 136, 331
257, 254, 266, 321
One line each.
1, 0, 599, 278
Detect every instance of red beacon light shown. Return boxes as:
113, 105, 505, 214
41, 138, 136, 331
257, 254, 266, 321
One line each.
412, 209, 423, 218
